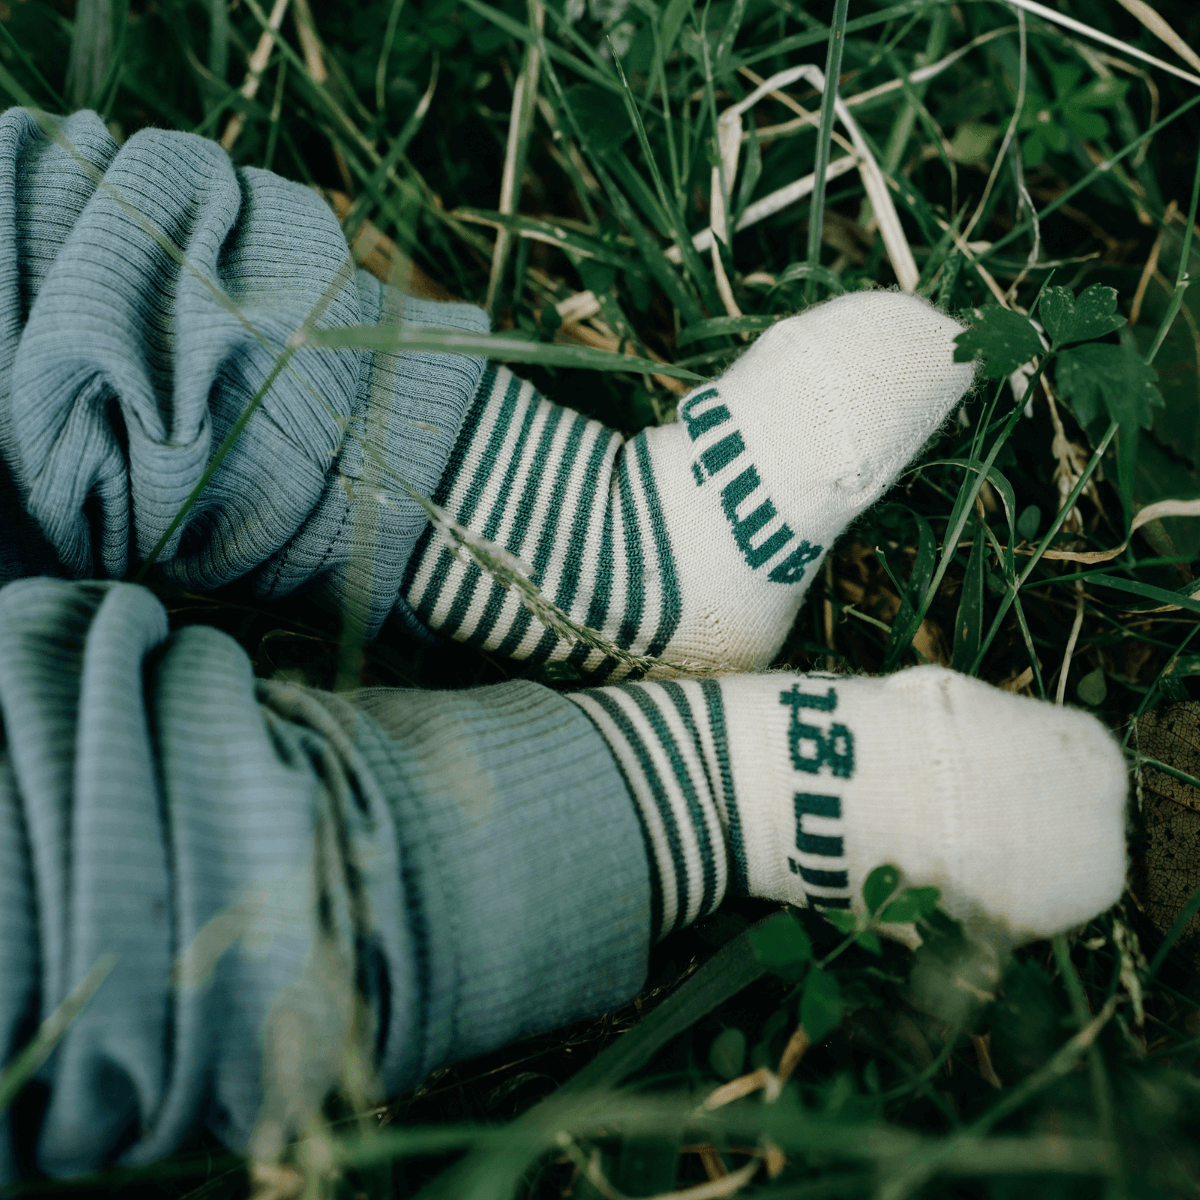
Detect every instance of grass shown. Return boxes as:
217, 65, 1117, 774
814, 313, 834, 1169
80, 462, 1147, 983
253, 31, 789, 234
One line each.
7, 0, 1200, 1196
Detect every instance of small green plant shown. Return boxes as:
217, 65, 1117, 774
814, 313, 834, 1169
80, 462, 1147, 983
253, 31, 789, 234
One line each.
752, 865, 943, 1042
955, 280, 1166, 515
1018, 62, 1130, 167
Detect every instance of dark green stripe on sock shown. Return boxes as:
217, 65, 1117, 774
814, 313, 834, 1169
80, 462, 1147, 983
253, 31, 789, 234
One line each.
413, 368, 522, 623
795, 863, 849, 888
439, 386, 541, 638
700, 678, 748, 894
580, 687, 691, 937
660, 680, 721, 816
401, 364, 497, 599
614, 445, 645, 654
634, 434, 680, 660
566, 698, 666, 941
468, 402, 565, 648
495, 410, 588, 660
526, 422, 613, 664
625, 685, 718, 920
436, 363, 498, 507
568, 491, 615, 677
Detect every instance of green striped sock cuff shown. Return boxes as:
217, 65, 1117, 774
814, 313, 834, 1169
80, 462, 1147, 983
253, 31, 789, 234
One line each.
566, 679, 736, 940
401, 366, 681, 678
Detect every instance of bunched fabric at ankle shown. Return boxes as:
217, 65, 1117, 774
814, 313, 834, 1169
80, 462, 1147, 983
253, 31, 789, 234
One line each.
0, 108, 486, 638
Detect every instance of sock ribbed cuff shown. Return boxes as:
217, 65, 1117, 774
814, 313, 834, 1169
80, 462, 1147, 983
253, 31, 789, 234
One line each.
566, 680, 736, 940
566, 674, 857, 940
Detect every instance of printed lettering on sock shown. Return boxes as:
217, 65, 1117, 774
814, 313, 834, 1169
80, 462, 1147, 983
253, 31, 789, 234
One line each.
680, 387, 823, 583
779, 684, 854, 777
780, 683, 853, 910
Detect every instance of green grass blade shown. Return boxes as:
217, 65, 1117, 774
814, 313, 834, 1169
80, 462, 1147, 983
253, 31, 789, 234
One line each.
951, 515, 985, 674
0, 19, 65, 109
67, 0, 115, 109
455, 208, 650, 274
374, 0, 406, 113
563, 921, 768, 1095
342, 54, 439, 245
412, 920, 768, 1200
262, 57, 287, 171
891, 369, 1044, 670
303, 324, 706, 382
805, 0, 849, 303
676, 314, 776, 346
460, 0, 621, 95
0, 954, 117, 1114
208, 0, 229, 95
0, 55, 37, 109
603, 148, 672, 238
659, 0, 692, 64
610, 49, 719, 311
714, 0, 749, 74
737, 0, 935, 69
979, 91, 1200, 268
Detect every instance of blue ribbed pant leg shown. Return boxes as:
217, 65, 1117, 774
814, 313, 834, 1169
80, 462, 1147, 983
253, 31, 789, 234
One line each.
0, 578, 649, 1180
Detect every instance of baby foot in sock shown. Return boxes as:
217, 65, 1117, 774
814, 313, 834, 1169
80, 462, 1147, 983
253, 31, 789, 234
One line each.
567, 666, 1127, 943
403, 291, 974, 679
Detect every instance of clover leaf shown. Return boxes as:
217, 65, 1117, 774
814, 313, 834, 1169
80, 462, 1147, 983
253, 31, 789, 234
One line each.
1018, 65, 1129, 167
880, 886, 941, 924
862, 864, 900, 915
751, 911, 813, 974
801, 966, 844, 1042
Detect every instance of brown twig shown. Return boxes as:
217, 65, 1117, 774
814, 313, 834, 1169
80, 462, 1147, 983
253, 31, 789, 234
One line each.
220, 0, 291, 151
326, 189, 453, 300
1130, 199, 1177, 325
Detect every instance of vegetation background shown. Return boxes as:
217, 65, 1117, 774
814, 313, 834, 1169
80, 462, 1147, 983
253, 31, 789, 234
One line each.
6, 0, 1200, 1196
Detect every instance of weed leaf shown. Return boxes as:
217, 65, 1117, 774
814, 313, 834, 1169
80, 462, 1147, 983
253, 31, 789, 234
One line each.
856, 931, 883, 956
953, 307, 1043, 378
1039, 283, 1125, 347
708, 1027, 747, 1081
801, 967, 844, 1042
881, 886, 941, 924
824, 908, 859, 934
564, 83, 631, 152
1055, 343, 1164, 430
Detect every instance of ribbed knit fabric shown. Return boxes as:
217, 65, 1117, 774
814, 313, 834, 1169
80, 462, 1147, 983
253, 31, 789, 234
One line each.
567, 679, 734, 940
0, 578, 648, 1181
0, 107, 486, 637
405, 294, 975, 679
569, 668, 1129, 944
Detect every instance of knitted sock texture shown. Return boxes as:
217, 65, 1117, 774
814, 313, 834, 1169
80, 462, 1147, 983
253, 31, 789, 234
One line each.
402, 364, 674, 679
403, 291, 975, 678
568, 667, 1130, 943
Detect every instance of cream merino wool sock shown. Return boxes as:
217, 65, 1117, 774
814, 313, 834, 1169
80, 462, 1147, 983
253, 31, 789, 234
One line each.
402, 291, 974, 679
566, 667, 1128, 942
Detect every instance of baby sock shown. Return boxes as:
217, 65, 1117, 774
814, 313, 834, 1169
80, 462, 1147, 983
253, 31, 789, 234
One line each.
401, 292, 974, 679
566, 666, 1128, 943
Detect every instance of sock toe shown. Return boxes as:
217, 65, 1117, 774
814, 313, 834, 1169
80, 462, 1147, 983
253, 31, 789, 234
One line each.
718, 290, 975, 502
889, 666, 1129, 940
